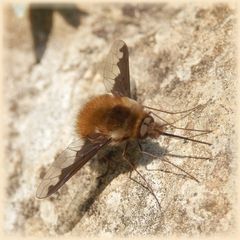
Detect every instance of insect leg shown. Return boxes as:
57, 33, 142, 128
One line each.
144, 164, 191, 179
137, 140, 143, 152
141, 150, 200, 183
143, 102, 207, 114
122, 142, 162, 210
96, 156, 111, 180
149, 111, 212, 133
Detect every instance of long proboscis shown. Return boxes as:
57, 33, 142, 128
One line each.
160, 131, 212, 146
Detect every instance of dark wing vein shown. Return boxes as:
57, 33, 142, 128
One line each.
36, 136, 111, 199
103, 40, 131, 98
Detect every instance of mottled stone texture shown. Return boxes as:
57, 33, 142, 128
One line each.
3, 2, 236, 237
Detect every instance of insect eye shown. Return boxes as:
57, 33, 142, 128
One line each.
140, 117, 154, 138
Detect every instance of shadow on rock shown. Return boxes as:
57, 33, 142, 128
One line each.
53, 140, 170, 234
29, 3, 88, 63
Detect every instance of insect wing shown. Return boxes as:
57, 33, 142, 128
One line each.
103, 40, 131, 98
36, 136, 111, 199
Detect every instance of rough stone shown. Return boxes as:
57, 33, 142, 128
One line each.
3, 2, 236, 237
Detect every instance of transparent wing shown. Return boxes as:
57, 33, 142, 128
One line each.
103, 40, 132, 98
36, 134, 111, 199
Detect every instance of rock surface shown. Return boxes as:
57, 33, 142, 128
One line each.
3, 2, 236, 237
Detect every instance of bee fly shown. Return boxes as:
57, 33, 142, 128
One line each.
36, 40, 211, 207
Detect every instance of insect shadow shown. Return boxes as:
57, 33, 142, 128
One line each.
55, 139, 208, 234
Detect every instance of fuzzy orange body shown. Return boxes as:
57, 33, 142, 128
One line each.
76, 94, 148, 142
